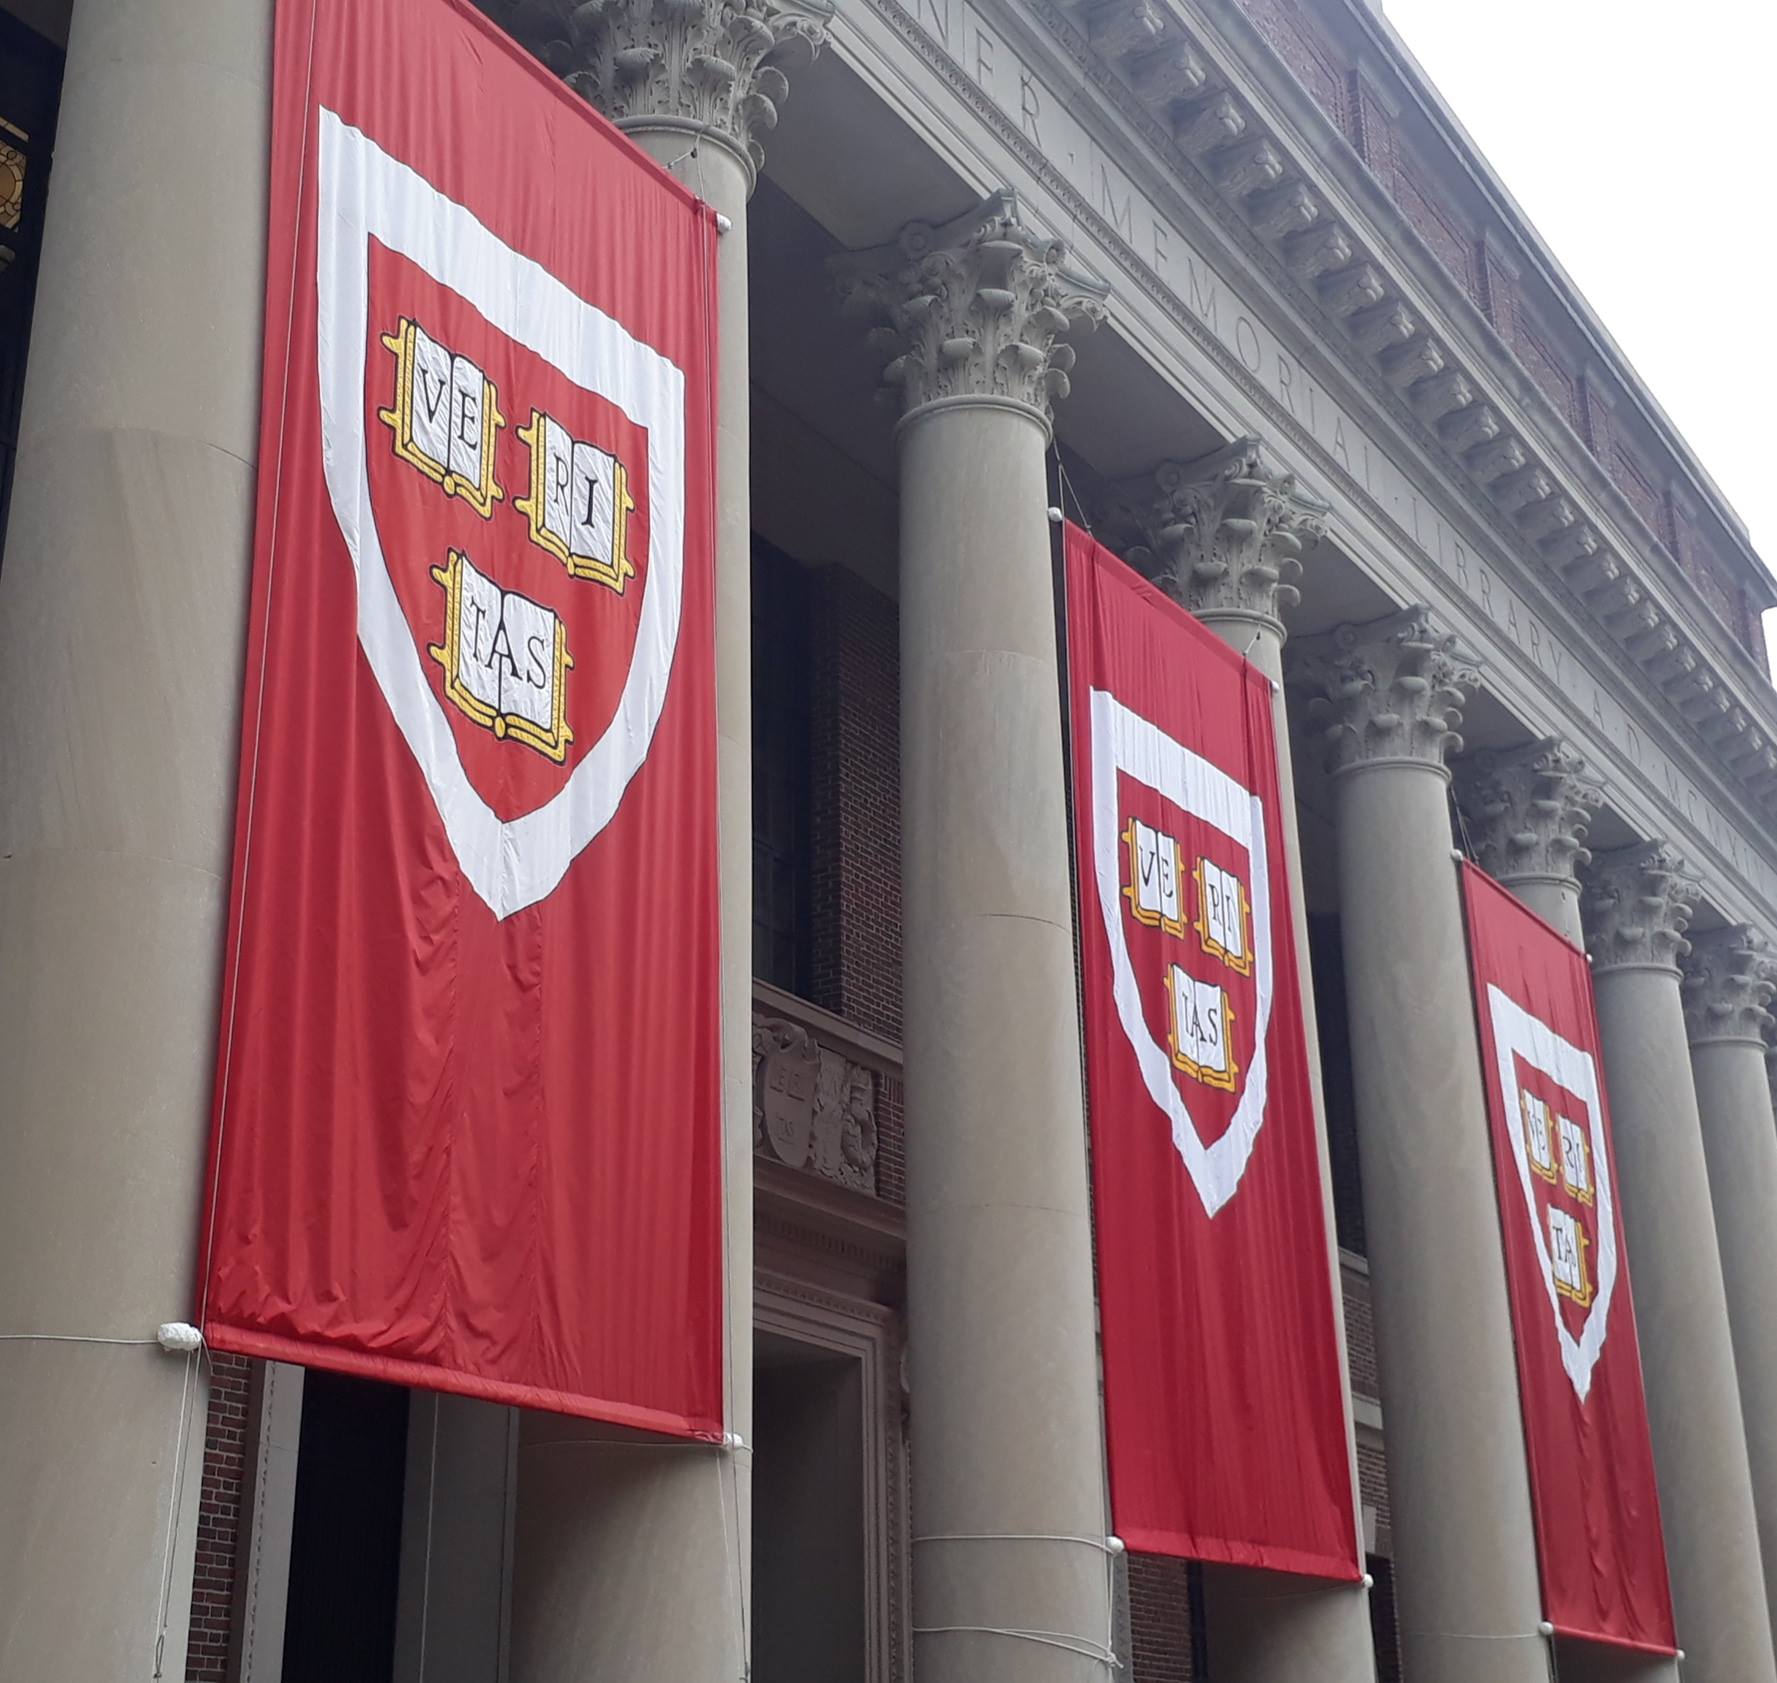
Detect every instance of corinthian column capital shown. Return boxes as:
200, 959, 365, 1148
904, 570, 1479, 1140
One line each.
830, 190, 1109, 432
1583, 841, 1700, 977
1291, 606, 1482, 778
1683, 925, 1777, 1048
1105, 437, 1329, 636
1455, 737, 1604, 893
484, 0, 832, 185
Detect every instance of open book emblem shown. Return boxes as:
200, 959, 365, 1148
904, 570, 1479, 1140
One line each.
1090, 688, 1274, 1217
314, 109, 688, 919
1486, 986, 1618, 1402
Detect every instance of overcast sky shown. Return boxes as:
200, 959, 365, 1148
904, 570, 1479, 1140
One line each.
1377, 0, 1776, 662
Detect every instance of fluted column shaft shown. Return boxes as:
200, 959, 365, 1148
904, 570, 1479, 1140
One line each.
499, 7, 827, 1679
1122, 441, 1374, 1683
1684, 927, 1777, 1658
1297, 610, 1547, 1683
836, 195, 1112, 1683
0, 3, 272, 1675
1586, 850, 1777, 1683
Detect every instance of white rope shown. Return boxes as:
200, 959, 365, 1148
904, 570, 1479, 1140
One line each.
0, 1332, 161, 1345
913, 1624, 1121, 1667
521, 1436, 739, 1452
913, 1531, 1121, 1552
911, 1533, 1125, 1672
417, 1397, 440, 1682
150, 1349, 200, 1679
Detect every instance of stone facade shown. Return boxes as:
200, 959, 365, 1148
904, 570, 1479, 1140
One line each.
2, 0, 1774, 1680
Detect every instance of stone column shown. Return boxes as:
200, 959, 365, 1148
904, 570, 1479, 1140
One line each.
0, 2, 272, 1676
1455, 737, 1602, 948
833, 193, 1115, 1683
1115, 440, 1375, 1683
1682, 925, 1777, 1658
1294, 609, 1548, 1683
489, 6, 828, 1680
1585, 848, 1777, 1683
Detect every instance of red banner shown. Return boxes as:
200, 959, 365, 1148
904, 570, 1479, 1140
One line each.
1065, 525, 1359, 1579
1462, 864, 1676, 1653
198, 0, 723, 1435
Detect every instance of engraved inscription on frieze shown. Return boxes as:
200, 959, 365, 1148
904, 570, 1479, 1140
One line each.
753, 1014, 880, 1195
878, 0, 1777, 918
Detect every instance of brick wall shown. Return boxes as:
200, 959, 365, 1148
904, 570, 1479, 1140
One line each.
1342, 1265, 1378, 1400
807, 563, 903, 1044
805, 562, 907, 1203
1367, 1554, 1402, 1683
1128, 1553, 1198, 1681
187, 1352, 252, 1682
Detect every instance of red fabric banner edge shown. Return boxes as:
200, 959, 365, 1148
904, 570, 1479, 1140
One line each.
205, 1321, 723, 1441
1547, 1624, 1679, 1661
1117, 1527, 1365, 1584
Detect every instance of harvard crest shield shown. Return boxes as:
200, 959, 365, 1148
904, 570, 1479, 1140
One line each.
316, 108, 687, 919
1484, 984, 1619, 1401
1089, 687, 1275, 1217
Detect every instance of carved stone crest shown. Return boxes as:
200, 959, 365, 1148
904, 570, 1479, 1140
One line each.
753, 1013, 879, 1194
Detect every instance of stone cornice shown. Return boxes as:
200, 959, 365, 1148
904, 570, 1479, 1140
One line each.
1182, 0, 1770, 652
1020, 0, 1777, 827
829, 189, 1109, 430
1322, 0, 1761, 584
1584, 841, 1700, 977
1455, 737, 1603, 893
1292, 605, 1481, 777
1682, 926, 1777, 1049
1102, 435, 1328, 634
478, 0, 833, 186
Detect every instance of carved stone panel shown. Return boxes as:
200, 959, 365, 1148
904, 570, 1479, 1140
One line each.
754, 1013, 879, 1194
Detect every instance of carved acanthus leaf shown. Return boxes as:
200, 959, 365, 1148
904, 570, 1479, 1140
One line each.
485, 0, 832, 179
1682, 926, 1777, 1048
1104, 435, 1327, 631
1455, 737, 1603, 890
831, 189, 1109, 424
1583, 842, 1700, 976
1293, 606, 1481, 775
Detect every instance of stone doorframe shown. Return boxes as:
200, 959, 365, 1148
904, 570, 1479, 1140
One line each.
755, 1269, 910, 1683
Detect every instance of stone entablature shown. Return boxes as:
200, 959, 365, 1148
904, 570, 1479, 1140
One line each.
840, 0, 1777, 930
1229, 0, 1763, 662
1040, 0, 1776, 787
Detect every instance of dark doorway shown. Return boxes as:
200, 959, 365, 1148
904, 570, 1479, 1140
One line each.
0, 7, 61, 564
281, 1370, 411, 1683
752, 1332, 866, 1683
